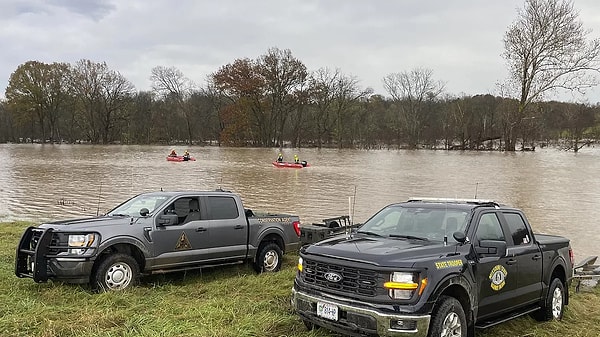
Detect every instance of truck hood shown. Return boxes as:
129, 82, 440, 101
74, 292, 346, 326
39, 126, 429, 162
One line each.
303, 234, 460, 268
39, 216, 139, 231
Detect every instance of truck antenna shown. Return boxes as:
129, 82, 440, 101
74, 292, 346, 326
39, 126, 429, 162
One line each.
96, 182, 102, 216
351, 185, 357, 226
474, 182, 479, 199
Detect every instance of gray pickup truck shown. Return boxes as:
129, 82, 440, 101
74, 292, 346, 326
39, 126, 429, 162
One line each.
16, 190, 301, 291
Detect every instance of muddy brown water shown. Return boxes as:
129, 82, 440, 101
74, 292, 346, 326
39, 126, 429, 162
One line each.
1, 143, 599, 261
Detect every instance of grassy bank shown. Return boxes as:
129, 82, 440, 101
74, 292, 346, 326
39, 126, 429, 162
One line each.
1, 222, 599, 337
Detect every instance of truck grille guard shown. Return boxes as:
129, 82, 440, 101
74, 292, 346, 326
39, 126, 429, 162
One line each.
15, 227, 55, 282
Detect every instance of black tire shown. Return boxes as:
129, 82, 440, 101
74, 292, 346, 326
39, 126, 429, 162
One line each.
253, 242, 283, 273
92, 253, 139, 292
533, 278, 565, 321
428, 296, 466, 337
327, 221, 340, 229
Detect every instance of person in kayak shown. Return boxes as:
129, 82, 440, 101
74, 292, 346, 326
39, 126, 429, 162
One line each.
277, 153, 283, 162
183, 150, 191, 161
169, 149, 177, 157
294, 154, 299, 164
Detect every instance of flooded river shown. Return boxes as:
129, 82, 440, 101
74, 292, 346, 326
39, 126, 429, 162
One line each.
1, 143, 598, 261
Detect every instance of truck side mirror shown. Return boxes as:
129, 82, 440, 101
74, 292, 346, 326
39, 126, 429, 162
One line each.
453, 232, 467, 243
475, 240, 507, 257
140, 208, 149, 217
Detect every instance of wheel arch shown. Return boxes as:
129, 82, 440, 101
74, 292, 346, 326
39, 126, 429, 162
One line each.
429, 274, 475, 330
548, 262, 569, 305
93, 238, 147, 275
255, 231, 285, 257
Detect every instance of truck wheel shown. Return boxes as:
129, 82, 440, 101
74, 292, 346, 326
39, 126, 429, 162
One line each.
253, 243, 282, 273
92, 253, 139, 291
428, 296, 466, 337
533, 278, 565, 321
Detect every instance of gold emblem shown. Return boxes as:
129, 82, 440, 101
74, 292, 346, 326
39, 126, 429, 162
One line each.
489, 265, 508, 291
175, 232, 192, 250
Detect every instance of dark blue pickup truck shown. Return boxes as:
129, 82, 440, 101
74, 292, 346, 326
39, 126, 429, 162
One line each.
292, 198, 574, 337
16, 190, 301, 291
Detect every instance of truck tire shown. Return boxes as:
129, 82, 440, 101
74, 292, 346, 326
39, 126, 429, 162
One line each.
533, 278, 565, 321
428, 296, 466, 337
253, 242, 282, 273
92, 253, 139, 291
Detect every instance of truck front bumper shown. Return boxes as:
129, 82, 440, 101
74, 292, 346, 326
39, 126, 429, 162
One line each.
292, 288, 430, 337
15, 226, 95, 284
46, 257, 95, 284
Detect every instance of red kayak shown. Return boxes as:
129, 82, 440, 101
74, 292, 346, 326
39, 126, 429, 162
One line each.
167, 156, 196, 162
272, 161, 310, 168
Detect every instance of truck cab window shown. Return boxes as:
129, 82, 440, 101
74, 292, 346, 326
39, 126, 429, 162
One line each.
476, 213, 505, 241
502, 212, 531, 245
208, 196, 239, 220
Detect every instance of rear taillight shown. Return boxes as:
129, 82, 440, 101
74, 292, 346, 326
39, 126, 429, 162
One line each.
293, 221, 301, 237
569, 248, 575, 267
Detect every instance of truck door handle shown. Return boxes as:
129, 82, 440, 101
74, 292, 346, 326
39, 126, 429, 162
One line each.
532, 254, 542, 260
196, 227, 207, 232
506, 259, 517, 265
233, 225, 244, 230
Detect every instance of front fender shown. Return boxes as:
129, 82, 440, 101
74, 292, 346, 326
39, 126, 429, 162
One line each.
428, 272, 476, 319
96, 235, 151, 259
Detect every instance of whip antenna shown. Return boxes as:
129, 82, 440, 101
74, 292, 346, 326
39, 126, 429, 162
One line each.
96, 182, 102, 216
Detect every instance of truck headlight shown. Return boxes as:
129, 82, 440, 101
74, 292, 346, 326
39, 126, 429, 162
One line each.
384, 272, 426, 300
297, 257, 303, 272
68, 234, 96, 255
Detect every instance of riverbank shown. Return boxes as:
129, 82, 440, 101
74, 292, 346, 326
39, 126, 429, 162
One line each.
2, 221, 599, 337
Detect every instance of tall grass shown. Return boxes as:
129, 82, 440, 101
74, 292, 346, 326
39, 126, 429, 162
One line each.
1, 222, 598, 337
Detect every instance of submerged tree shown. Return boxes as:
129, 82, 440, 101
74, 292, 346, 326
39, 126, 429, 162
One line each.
5, 61, 71, 142
150, 66, 196, 145
503, 0, 600, 151
383, 68, 445, 148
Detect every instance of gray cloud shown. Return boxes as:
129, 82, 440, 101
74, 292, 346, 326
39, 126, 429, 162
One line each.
2, 0, 600, 102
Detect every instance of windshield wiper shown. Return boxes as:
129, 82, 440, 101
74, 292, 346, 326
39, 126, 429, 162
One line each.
109, 213, 129, 217
356, 230, 384, 237
388, 234, 429, 241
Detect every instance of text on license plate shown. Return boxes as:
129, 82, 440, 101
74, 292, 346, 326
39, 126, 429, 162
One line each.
316, 301, 338, 321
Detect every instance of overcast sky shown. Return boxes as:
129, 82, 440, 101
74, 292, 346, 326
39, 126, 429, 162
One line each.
2, 0, 600, 102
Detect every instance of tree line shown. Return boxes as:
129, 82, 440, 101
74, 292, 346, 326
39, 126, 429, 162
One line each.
1, 0, 600, 152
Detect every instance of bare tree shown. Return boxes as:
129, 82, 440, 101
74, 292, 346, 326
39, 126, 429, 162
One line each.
150, 66, 196, 145
257, 48, 308, 147
70, 60, 135, 144
503, 0, 600, 151
383, 68, 445, 148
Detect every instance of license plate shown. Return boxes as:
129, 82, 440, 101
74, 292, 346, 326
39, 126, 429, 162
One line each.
316, 301, 338, 321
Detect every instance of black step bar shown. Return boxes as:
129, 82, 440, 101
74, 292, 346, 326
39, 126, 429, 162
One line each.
15, 227, 54, 283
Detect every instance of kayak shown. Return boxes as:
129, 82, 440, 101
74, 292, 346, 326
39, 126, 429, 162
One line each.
272, 161, 310, 168
167, 156, 196, 162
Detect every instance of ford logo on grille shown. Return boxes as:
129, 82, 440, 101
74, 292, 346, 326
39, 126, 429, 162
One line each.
324, 272, 342, 283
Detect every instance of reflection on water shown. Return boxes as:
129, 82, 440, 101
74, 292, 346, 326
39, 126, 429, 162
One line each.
1, 143, 599, 260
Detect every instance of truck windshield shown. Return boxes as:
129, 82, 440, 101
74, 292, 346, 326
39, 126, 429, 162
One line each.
107, 194, 171, 217
357, 205, 469, 243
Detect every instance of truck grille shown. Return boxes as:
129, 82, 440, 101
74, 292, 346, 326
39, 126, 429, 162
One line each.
302, 259, 379, 296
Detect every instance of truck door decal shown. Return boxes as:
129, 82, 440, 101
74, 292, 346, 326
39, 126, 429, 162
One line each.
175, 232, 192, 250
489, 265, 507, 291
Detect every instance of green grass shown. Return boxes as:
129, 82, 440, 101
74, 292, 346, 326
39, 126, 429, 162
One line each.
2, 222, 599, 337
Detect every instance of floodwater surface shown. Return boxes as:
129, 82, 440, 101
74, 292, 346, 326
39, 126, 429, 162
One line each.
0, 143, 598, 260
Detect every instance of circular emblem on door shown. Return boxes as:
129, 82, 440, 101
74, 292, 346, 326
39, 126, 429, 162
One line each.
324, 272, 342, 283
489, 265, 508, 291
